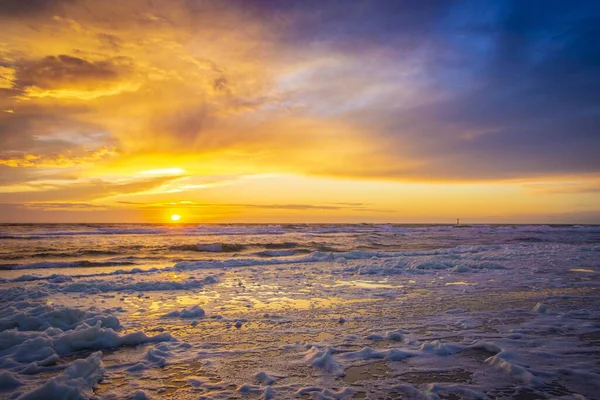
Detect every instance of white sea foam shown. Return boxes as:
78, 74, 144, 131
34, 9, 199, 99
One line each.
18, 351, 104, 400
303, 346, 344, 376
161, 305, 205, 319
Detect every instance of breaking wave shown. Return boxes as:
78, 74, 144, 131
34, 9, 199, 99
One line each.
0, 260, 138, 270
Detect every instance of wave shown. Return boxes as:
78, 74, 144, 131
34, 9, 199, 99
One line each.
167, 241, 341, 254
510, 236, 548, 243
168, 242, 300, 253
263, 242, 298, 249
168, 243, 248, 252
252, 249, 312, 257
168, 244, 512, 272
0, 228, 167, 239
0, 249, 123, 260
0, 242, 547, 284
3, 224, 600, 242
0, 235, 45, 240
0, 260, 138, 270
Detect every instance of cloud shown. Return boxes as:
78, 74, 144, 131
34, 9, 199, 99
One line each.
522, 180, 600, 195
0, 0, 74, 17
279, 0, 600, 181
0, 0, 598, 222
0, 105, 116, 175
0, 66, 17, 89
116, 200, 391, 213
0, 176, 179, 202
19, 202, 109, 210
9, 54, 138, 99
17, 55, 121, 88
0, 202, 145, 223
0, 146, 116, 167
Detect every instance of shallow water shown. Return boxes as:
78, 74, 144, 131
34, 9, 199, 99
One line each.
0, 224, 599, 399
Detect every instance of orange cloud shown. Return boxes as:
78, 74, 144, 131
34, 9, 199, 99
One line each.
0, 146, 117, 167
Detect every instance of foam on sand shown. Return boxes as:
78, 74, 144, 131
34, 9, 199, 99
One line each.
0, 303, 173, 397
161, 305, 205, 319
19, 351, 104, 399
303, 346, 345, 376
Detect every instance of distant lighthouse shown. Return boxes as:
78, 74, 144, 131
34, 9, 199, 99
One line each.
456, 218, 460, 226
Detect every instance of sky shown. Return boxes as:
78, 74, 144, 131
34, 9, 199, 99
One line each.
0, 0, 599, 223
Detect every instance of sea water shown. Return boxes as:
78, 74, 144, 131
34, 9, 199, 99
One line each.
0, 224, 599, 399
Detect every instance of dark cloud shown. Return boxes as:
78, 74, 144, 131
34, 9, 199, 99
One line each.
0, 105, 115, 173
237, 0, 458, 51
323, 0, 600, 180
153, 107, 214, 146
442, 0, 600, 178
96, 33, 125, 51
0, 166, 36, 186
0, 106, 98, 151
0, 0, 74, 17
15, 55, 126, 89
0, 54, 125, 176
212, 0, 600, 180
0, 165, 79, 185
213, 76, 229, 93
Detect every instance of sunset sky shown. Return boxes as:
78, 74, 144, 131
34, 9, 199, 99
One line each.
1, 0, 599, 223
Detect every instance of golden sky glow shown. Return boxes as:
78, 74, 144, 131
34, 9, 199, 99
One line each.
0, 0, 599, 223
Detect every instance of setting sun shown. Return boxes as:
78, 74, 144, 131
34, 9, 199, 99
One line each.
170, 214, 181, 222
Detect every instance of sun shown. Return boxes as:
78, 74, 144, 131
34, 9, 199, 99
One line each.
170, 214, 181, 222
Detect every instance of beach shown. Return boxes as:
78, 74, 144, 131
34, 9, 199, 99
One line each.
1, 224, 599, 399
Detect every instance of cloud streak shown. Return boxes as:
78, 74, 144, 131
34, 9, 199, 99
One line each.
116, 200, 391, 212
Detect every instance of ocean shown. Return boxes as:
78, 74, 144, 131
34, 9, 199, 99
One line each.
1, 224, 599, 399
